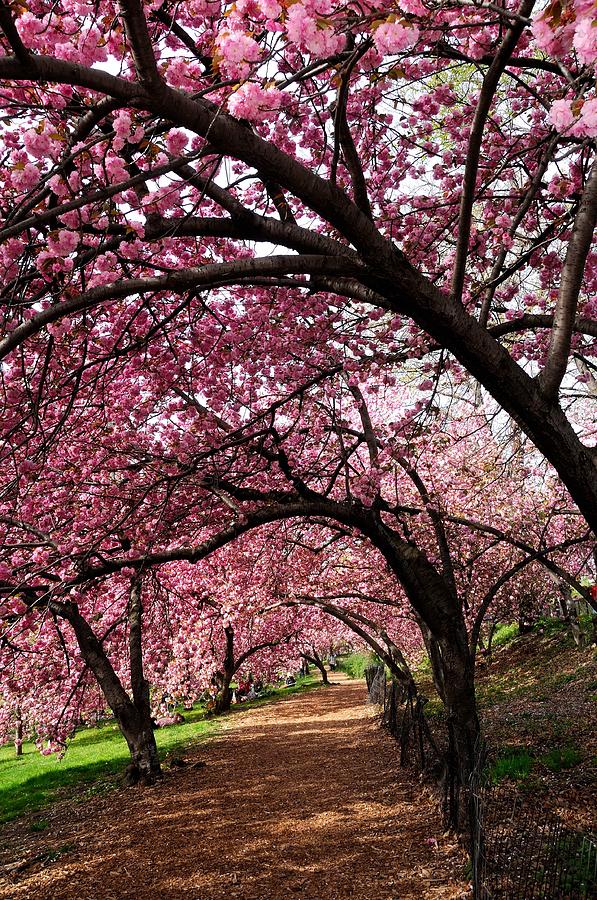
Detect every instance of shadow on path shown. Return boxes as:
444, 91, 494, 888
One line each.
0, 676, 466, 899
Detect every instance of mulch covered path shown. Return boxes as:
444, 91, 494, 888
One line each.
0, 676, 468, 899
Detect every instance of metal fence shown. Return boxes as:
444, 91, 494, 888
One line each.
469, 768, 597, 899
366, 668, 597, 899
365, 666, 456, 823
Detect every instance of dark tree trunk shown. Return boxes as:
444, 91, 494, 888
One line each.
215, 625, 235, 713
14, 706, 23, 756
60, 580, 162, 784
127, 579, 161, 783
214, 676, 233, 713
117, 703, 161, 783
484, 621, 497, 661
518, 618, 534, 635
303, 649, 328, 684
367, 524, 481, 829
438, 632, 480, 831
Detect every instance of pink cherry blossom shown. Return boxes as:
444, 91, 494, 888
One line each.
227, 83, 282, 121
373, 21, 419, 56
548, 98, 575, 131
215, 29, 262, 79
579, 97, 597, 136
166, 129, 189, 155
573, 18, 597, 66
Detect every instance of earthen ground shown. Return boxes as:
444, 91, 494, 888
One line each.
0, 676, 469, 899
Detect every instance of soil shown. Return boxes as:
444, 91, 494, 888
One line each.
0, 676, 469, 899
474, 631, 597, 831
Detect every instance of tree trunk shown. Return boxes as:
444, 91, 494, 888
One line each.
127, 579, 161, 783
117, 704, 161, 783
485, 621, 497, 661
303, 649, 328, 684
215, 673, 234, 713
60, 582, 162, 784
215, 625, 235, 713
366, 516, 483, 831
438, 633, 481, 831
14, 706, 23, 756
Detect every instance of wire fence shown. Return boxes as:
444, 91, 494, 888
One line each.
365, 666, 597, 899
365, 665, 457, 824
469, 759, 597, 899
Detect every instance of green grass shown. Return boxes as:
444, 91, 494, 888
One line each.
540, 747, 582, 772
488, 743, 582, 783
489, 747, 534, 783
533, 616, 569, 636
0, 675, 320, 824
0, 704, 216, 825
423, 697, 445, 719
491, 622, 519, 648
337, 651, 381, 679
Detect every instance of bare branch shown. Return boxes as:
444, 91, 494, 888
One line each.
489, 313, 597, 340
450, 0, 536, 302
538, 155, 597, 402
118, 0, 163, 91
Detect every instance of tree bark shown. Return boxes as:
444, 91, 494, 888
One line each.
438, 631, 481, 831
303, 650, 329, 684
126, 579, 161, 782
215, 625, 236, 713
60, 584, 161, 784
367, 524, 480, 827
14, 706, 23, 756
117, 702, 161, 784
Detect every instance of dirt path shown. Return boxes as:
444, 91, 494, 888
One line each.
0, 677, 468, 899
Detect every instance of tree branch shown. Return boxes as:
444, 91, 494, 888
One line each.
0, 1, 30, 64
538, 154, 597, 402
488, 313, 597, 340
0, 255, 356, 362
450, 0, 536, 302
118, 0, 163, 91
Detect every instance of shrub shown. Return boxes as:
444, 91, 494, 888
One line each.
492, 623, 519, 648
338, 652, 381, 679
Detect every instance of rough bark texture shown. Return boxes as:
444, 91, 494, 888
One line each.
127, 580, 161, 783
60, 584, 161, 785
438, 633, 480, 829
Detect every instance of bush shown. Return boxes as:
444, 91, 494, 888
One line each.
337, 652, 381, 679
492, 622, 519, 648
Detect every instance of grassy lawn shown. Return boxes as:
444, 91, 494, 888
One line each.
337, 651, 381, 678
0, 675, 321, 824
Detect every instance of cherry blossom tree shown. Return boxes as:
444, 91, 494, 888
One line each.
0, 0, 594, 526
0, 0, 596, 821
3, 357, 592, 816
